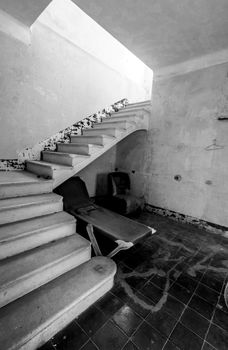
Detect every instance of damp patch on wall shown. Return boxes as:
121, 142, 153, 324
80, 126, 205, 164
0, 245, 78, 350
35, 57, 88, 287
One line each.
0, 98, 128, 171
145, 203, 228, 237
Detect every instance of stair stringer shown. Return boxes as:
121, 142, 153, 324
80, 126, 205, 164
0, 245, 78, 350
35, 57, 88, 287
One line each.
52, 108, 150, 188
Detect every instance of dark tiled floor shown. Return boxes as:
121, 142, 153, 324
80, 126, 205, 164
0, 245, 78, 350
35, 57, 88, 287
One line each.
40, 212, 228, 350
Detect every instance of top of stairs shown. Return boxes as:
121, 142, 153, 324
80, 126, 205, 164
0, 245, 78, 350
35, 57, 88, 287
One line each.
125, 100, 151, 109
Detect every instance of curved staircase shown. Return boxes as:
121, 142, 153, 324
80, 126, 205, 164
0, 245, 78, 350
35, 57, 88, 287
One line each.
0, 101, 150, 350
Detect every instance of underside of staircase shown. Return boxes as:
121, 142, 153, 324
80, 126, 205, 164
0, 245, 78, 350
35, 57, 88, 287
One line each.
0, 101, 151, 350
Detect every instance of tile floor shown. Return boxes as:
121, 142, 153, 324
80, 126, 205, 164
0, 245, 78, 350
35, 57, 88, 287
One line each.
40, 212, 228, 350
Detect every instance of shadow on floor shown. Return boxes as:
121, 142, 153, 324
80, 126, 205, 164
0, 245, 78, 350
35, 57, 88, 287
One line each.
40, 211, 228, 350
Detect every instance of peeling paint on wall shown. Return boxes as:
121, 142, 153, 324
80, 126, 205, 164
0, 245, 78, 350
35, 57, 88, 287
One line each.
145, 203, 228, 237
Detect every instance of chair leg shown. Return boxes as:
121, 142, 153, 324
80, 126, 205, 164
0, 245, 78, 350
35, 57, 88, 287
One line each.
86, 224, 102, 256
107, 240, 134, 258
148, 226, 156, 235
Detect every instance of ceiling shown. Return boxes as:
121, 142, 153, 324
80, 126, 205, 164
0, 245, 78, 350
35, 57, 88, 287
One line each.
0, 0, 51, 26
73, 0, 228, 69
1, 0, 228, 70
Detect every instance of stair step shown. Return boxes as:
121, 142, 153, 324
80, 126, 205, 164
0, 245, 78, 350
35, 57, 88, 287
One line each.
26, 160, 72, 179
0, 257, 116, 350
42, 151, 89, 166
124, 100, 151, 110
110, 110, 137, 118
112, 105, 151, 117
70, 135, 113, 145
0, 193, 63, 225
101, 115, 137, 123
93, 120, 135, 130
57, 143, 103, 156
0, 171, 53, 199
83, 128, 124, 137
0, 234, 91, 308
0, 212, 76, 259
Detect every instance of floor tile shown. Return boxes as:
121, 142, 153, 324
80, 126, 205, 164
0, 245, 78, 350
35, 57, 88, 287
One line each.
206, 323, 228, 350
212, 307, 228, 331
77, 305, 108, 336
163, 340, 181, 350
180, 307, 210, 338
111, 284, 152, 318
122, 341, 139, 350
201, 342, 216, 350
186, 252, 206, 266
145, 309, 176, 338
195, 283, 220, 306
168, 282, 193, 304
123, 253, 144, 270
125, 275, 148, 290
188, 294, 214, 320
92, 320, 128, 350
201, 272, 224, 294
80, 340, 98, 350
169, 322, 203, 350
150, 274, 172, 290
140, 282, 164, 304
132, 320, 167, 350
112, 304, 143, 336
52, 322, 88, 350
162, 294, 185, 320
175, 273, 198, 292
95, 291, 124, 317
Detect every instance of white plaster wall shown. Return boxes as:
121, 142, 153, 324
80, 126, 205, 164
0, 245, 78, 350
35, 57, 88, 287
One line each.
0, 17, 150, 158
116, 63, 228, 227
78, 147, 117, 197
38, 0, 152, 98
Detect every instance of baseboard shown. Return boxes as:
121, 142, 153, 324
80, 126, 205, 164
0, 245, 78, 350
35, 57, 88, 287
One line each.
145, 203, 228, 238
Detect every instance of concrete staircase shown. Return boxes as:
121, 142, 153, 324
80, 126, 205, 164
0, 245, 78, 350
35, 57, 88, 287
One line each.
26, 100, 151, 188
0, 101, 150, 349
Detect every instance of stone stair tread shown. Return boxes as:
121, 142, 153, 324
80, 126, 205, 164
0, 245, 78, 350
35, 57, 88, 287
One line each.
71, 135, 113, 140
86, 127, 124, 131
26, 160, 73, 169
0, 234, 90, 289
42, 151, 90, 158
125, 100, 151, 108
112, 105, 150, 115
102, 115, 137, 122
0, 170, 53, 185
83, 129, 121, 136
43, 150, 89, 158
0, 193, 62, 211
58, 142, 104, 148
0, 257, 116, 350
0, 211, 75, 242
93, 121, 135, 129
101, 119, 135, 124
